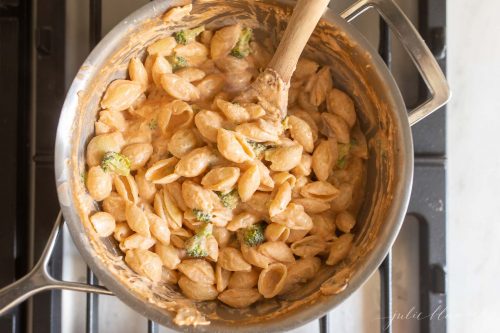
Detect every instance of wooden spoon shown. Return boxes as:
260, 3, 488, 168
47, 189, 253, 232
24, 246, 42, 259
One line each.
235, 0, 331, 120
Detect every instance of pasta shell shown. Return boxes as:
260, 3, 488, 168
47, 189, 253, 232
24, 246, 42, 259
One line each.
97, 109, 127, 132
350, 123, 368, 159
162, 100, 194, 135
181, 180, 219, 212
215, 56, 249, 73
168, 128, 203, 158
155, 243, 181, 269
177, 259, 215, 284
218, 247, 252, 272
218, 288, 262, 308
258, 241, 295, 264
210, 24, 242, 59
258, 263, 287, 298
336, 211, 356, 233
288, 115, 314, 153
196, 74, 225, 101
292, 198, 330, 215
86, 132, 125, 167
310, 214, 336, 240
217, 129, 255, 163
128, 57, 148, 88
86, 166, 112, 201
178, 276, 218, 301
194, 110, 225, 143
122, 143, 153, 171
201, 167, 240, 192
103, 192, 127, 221
147, 211, 170, 245
293, 58, 319, 80
226, 212, 259, 232
238, 164, 261, 202
312, 139, 338, 181
145, 157, 180, 185
154, 189, 183, 229
327, 88, 356, 128
90, 212, 115, 237
286, 229, 309, 243
271, 203, 313, 231
215, 264, 232, 292
264, 223, 290, 242
175, 146, 215, 177
291, 235, 326, 257
147, 36, 176, 56
271, 172, 296, 187
321, 113, 350, 144
174, 41, 208, 67
152, 56, 173, 86
300, 181, 340, 202
228, 269, 259, 289
135, 169, 157, 203
217, 99, 250, 124
235, 119, 280, 142
207, 235, 219, 261
121, 233, 156, 251
289, 109, 319, 142
160, 73, 200, 101
125, 249, 162, 282
269, 182, 292, 217
176, 67, 206, 82
213, 227, 232, 248
125, 203, 150, 238
101, 80, 143, 111
265, 144, 303, 172
292, 153, 312, 177
114, 174, 139, 204
113, 222, 133, 242
329, 183, 353, 212
326, 233, 354, 266
308, 67, 332, 106
241, 244, 272, 269
240, 192, 270, 218
279, 257, 321, 295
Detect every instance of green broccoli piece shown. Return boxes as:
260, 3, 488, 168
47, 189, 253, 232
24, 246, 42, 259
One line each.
193, 209, 212, 223
100, 151, 131, 175
185, 223, 213, 258
230, 27, 253, 58
336, 143, 351, 169
148, 118, 158, 130
281, 116, 290, 131
247, 140, 273, 158
174, 25, 205, 45
167, 55, 188, 71
216, 189, 240, 209
242, 223, 266, 247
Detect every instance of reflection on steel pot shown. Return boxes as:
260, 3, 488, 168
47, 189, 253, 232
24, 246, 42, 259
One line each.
0, 0, 450, 332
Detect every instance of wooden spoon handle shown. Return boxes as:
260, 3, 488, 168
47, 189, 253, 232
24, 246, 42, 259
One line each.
268, 0, 330, 82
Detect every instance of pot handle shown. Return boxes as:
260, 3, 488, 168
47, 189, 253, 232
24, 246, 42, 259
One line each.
0, 212, 113, 317
340, 0, 451, 126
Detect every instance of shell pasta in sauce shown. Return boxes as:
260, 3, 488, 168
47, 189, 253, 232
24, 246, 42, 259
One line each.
85, 5, 368, 309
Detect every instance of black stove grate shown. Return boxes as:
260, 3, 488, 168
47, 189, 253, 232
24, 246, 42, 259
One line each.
0, 0, 447, 332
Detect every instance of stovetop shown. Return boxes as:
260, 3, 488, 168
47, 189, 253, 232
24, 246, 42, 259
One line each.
0, 0, 447, 332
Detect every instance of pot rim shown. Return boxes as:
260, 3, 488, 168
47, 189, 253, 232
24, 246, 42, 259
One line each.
54, 0, 413, 331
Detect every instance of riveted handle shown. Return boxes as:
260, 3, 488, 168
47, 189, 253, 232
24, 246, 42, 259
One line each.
341, 0, 451, 126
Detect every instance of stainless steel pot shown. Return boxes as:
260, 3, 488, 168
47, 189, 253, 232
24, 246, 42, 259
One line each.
0, 0, 450, 331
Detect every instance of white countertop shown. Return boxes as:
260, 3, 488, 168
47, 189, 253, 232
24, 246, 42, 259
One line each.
447, 0, 500, 331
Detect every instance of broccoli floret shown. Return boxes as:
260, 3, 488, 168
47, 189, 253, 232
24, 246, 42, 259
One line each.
174, 25, 205, 45
185, 223, 213, 258
336, 143, 351, 169
247, 140, 273, 158
193, 209, 212, 223
167, 55, 188, 71
101, 151, 131, 175
216, 189, 240, 209
281, 116, 290, 131
148, 118, 158, 130
230, 27, 253, 58
242, 223, 266, 247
